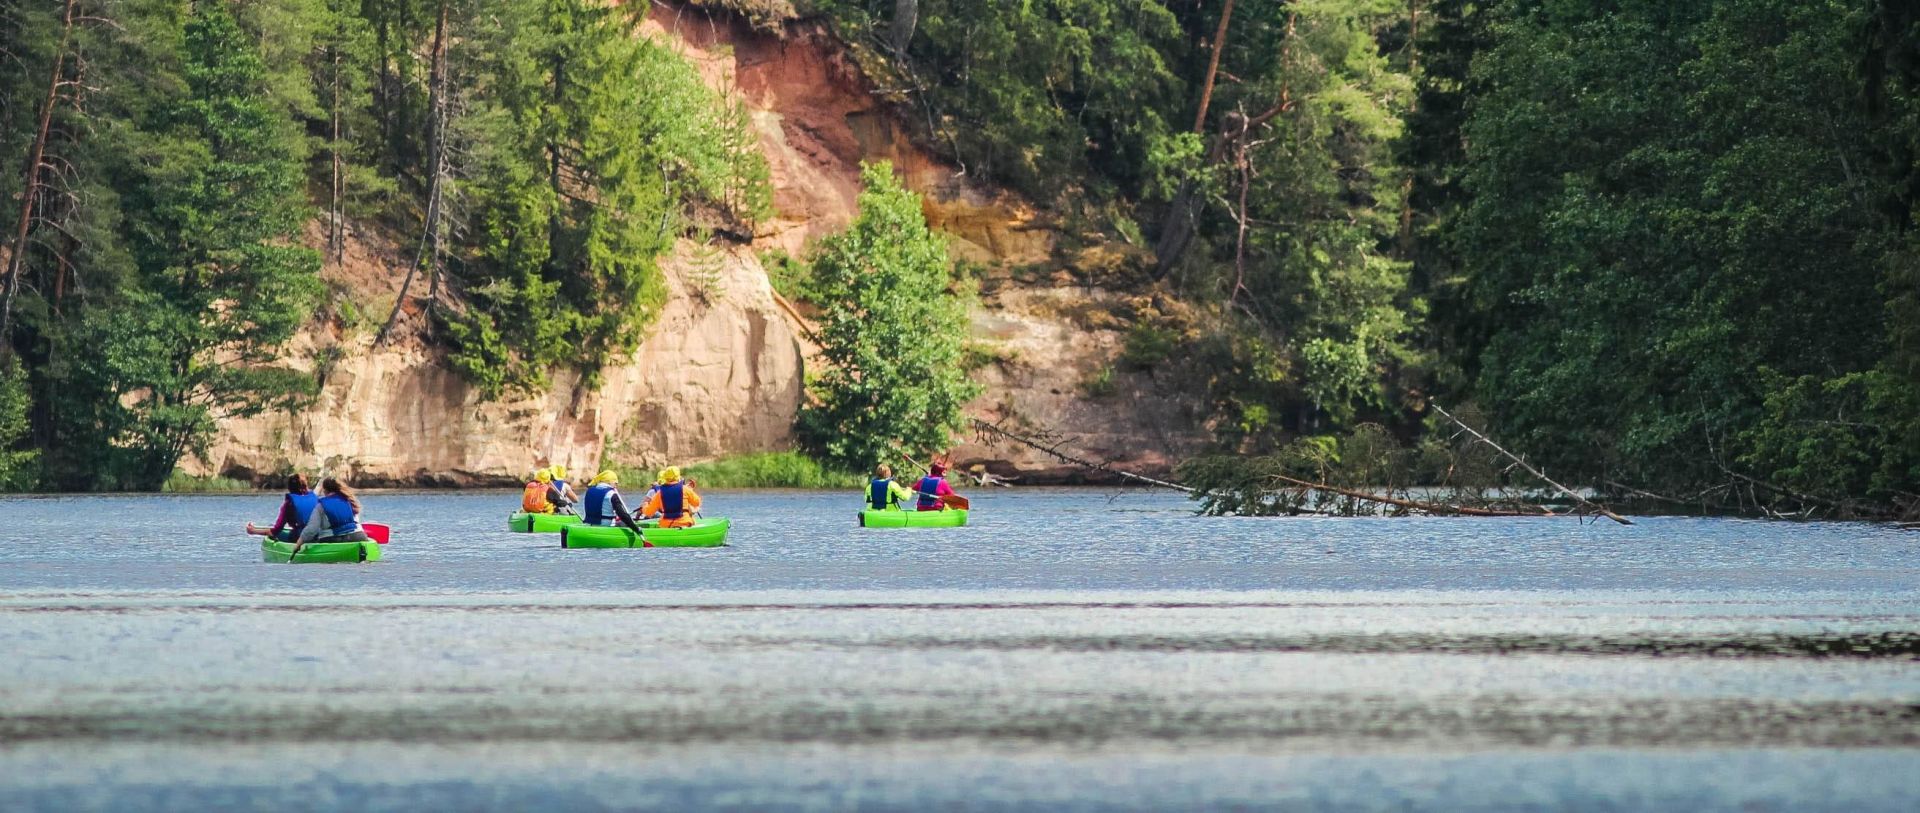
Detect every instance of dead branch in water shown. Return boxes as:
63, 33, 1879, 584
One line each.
1267, 474, 1553, 518
970, 418, 1193, 492
1430, 404, 1633, 525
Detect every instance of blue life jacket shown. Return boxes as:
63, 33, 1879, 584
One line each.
869, 478, 894, 510
583, 483, 618, 525
916, 476, 944, 510
286, 490, 319, 536
658, 481, 686, 519
316, 493, 360, 538
552, 478, 569, 497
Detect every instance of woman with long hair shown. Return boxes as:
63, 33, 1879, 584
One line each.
297, 477, 370, 543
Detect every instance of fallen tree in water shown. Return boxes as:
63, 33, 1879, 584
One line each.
972, 412, 1622, 521
1175, 407, 1630, 522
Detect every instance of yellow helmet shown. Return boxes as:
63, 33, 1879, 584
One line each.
591, 469, 619, 486
658, 466, 681, 483
551, 465, 568, 480
535, 468, 553, 483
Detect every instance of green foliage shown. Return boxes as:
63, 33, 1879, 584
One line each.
821, 0, 1188, 202
0, 359, 37, 490
160, 470, 256, 493
683, 451, 863, 489
1738, 370, 1920, 507
1119, 322, 1179, 369
1178, 425, 1421, 516
1080, 365, 1117, 398
445, 0, 772, 396
93, 1, 323, 489
762, 248, 820, 304
1453, 0, 1911, 501
797, 162, 981, 471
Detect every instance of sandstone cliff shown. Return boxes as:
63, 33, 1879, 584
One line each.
190, 2, 1205, 486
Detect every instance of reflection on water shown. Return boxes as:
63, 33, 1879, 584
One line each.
0, 489, 1916, 811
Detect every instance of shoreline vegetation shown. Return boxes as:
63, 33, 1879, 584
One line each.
0, 1, 1914, 523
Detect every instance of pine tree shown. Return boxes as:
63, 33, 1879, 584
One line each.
98, 0, 321, 488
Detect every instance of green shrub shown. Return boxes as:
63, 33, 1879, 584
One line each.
762, 248, 819, 303
683, 452, 863, 489
1120, 323, 1181, 369
161, 471, 257, 493
1081, 365, 1117, 398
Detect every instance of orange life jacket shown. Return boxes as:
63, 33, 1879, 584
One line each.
521, 481, 552, 513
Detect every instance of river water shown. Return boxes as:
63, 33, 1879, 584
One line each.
1, 489, 1915, 811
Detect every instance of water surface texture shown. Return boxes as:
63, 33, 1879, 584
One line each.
1, 489, 1916, 811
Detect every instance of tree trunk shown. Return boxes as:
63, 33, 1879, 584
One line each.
1, 0, 77, 349
1191, 0, 1236, 134
328, 40, 345, 267
1397, 0, 1420, 258
889, 0, 919, 55
1154, 7, 1294, 280
376, 0, 450, 346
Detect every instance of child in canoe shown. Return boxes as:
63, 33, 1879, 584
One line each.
867, 464, 915, 510
641, 466, 702, 528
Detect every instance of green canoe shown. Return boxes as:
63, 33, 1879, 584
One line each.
559, 517, 731, 548
508, 511, 584, 533
859, 508, 969, 528
261, 537, 382, 563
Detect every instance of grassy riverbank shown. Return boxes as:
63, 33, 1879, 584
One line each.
161, 472, 256, 493
609, 452, 863, 490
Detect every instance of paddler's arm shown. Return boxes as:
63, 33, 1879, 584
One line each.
684, 487, 702, 511
611, 492, 644, 534
296, 505, 326, 543
889, 481, 914, 507
269, 498, 295, 538
640, 489, 662, 519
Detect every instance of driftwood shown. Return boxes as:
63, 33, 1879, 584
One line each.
1268, 473, 1553, 518
1430, 404, 1633, 525
970, 418, 1193, 492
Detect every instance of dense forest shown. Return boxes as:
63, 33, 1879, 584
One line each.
1, 0, 1916, 517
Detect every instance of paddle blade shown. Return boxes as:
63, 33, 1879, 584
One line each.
942, 495, 970, 511
363, 522, 391, 544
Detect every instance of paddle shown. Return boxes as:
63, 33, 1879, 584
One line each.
246, 521, 388, 544
899, 453, 970, 511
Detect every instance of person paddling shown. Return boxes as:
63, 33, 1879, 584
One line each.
868, 464, 914, 511
581, 470, 646, 535
521, 468, 572, 514
915, 462, 958, 511
246, 473, 318, 541
641, 466, 702, 528
550, 465, 580, 508
297, 478, 370, 544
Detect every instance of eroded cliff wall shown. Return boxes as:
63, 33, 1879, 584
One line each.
191, 2, 1203, 485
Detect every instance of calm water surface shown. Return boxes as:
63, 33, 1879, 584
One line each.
1, 488, 1916, 811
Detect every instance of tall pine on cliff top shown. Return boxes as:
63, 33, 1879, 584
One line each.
446, 0, 674, 396
799, 162, 979, 472
97, 0, 320, 489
